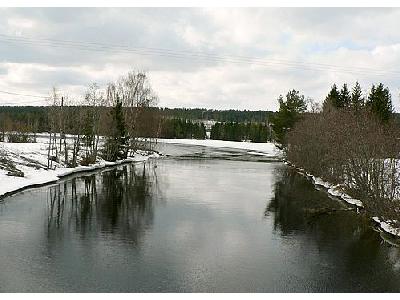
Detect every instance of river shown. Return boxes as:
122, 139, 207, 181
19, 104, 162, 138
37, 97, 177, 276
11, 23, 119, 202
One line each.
1, 142, 400, 292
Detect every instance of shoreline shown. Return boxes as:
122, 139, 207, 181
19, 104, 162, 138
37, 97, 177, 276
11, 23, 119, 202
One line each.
284, 160, 400, 240
0, 153, 159, 200
1, 138, 281, 200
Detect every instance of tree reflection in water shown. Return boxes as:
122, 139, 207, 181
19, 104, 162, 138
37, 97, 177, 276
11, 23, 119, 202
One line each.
266, 167, 346, 235
266, 167, 400, 291
46, 162, 160, 245
266, 167, 382, 243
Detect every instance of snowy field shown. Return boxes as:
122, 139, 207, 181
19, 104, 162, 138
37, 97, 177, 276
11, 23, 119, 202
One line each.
157, 138, 282, 157
0, 137, 157, 198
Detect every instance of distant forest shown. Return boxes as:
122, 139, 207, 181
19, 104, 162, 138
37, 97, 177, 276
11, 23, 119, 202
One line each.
0, 106, 274, 141
160, 108, 274, 123
211, 122, 271, 142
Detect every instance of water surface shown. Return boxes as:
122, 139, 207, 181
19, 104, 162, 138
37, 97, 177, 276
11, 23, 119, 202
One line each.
1, 143, 400, 292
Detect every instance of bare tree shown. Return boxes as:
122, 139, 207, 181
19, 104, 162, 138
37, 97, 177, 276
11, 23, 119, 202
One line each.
47, 87, 61, 169
106, 71, 159, 154
287, 108, 400, 220
81, 83, 105, 165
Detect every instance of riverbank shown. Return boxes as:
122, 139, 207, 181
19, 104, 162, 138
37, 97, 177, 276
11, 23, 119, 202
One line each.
0, 138, 283, 199
0, 137, 159, 199
1, 138, 282, 199
285, 160, 400, 239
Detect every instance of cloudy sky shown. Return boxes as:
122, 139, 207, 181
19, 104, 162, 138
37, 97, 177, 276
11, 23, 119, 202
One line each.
0, 7, 400, 110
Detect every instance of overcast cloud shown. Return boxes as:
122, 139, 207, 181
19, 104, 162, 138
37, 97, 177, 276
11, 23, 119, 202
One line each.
0, 7, 400, 110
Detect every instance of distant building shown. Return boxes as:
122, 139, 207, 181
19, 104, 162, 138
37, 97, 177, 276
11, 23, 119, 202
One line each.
192, 119, 217, 139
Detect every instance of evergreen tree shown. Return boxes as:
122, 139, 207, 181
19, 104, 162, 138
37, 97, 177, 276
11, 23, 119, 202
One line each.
102, 96, 129, 161
286, 89, 307, 113
159, 118, 206, 139
210, 122, 270, 142
272, 90, 306, 144
366, 83, 393, 122
339, 83, 351, 108
351, 81, 364, 110
323, 84, 340, 110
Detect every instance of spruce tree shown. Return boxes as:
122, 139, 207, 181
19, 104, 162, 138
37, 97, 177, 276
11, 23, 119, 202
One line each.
103, 96, 128, 161
351, 81, 364, 110
114, 97, 128, 159
339, 83, 351, 108
323, 84, 340, 110
366, 83, 393, 122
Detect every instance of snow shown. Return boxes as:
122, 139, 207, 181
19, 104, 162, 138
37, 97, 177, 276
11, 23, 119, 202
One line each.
327, 186, 364, 208
1, 138, 281, 198
309, 174, 364, 208
287, 160, 400, 238
0, 140, 158, 198
372, 217, 400, 237
3, 136, 400, 240
157, 138, 282, 157
285, 160, 365, 208
310, 174, 363, 207
313, 176, 331, 188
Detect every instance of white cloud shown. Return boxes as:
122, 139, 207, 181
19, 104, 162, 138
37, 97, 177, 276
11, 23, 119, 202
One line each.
0, 8, 399, 110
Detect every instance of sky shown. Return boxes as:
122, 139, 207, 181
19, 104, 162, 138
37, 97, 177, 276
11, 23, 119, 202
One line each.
0, 7, 400, 111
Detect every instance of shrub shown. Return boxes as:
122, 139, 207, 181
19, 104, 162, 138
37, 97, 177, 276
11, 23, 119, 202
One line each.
287, 108, 400, 219
7, 132, 35, 143
80, 155, 97, 166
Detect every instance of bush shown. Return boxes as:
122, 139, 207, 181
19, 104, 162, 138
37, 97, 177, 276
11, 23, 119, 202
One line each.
7, 132, 35, 143
287, 108, 400, 219
80, 155, 97, 166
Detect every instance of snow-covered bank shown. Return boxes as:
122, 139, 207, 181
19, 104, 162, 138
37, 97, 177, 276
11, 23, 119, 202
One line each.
285, 160, 400, 239
313, 176, 364, 208
311, 174, 400, 238
0, 139, 158, 198
284, 161, 363, 208
372, 217, 400, 237
1, 138, 279, 199
157, 138, 282, 158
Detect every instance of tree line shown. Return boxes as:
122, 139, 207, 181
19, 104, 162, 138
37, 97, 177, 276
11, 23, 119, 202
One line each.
273, 82, 400, 222
161, 108, 274, 123
0, 106, 275, 135
160, 118, 206, 139
0, 106, 275, 143
210, 122, 271, 142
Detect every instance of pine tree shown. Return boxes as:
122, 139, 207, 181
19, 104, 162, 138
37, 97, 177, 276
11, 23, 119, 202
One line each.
351, 81, 364, 110
366, 83, 393, 122
323, 84, 340, 111
272, 90, 306, 144
286, 90, 307, 113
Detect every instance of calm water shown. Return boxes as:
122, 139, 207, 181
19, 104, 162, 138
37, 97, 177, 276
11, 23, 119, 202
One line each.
1, 143, 400, 292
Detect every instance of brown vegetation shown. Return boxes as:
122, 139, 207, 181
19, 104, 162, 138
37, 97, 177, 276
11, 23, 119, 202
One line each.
287, 108, 400, 220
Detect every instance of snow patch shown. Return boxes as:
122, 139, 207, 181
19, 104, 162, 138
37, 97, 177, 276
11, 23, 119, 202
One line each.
373, 217, 400, 237
286, 160, 364, 208
157, 138, 282, 157
0, 140, 158, 198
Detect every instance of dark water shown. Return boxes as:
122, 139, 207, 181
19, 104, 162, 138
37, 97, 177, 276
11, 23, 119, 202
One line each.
1, 143, 400, 292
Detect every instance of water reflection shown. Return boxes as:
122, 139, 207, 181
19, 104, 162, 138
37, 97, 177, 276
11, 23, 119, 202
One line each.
266, 167, 347, 234
4, 145, 400, 292
267, 167, 400, 292
46, 162, 160, 245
